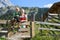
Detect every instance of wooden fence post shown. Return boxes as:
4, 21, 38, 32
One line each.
30, 22, 35, 38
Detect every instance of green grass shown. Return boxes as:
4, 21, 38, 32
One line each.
31, 17, 60, 40
31, 23, 60, 40
0, 38, 6, 40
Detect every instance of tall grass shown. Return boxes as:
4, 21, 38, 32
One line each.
31, 16, 60, 40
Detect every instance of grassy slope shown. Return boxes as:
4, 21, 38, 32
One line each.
31, 24, 60, 40
31, 17, 60, 40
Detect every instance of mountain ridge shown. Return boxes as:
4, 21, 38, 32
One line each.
0, 0, 13, 8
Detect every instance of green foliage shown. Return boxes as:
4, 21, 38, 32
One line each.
0, 38, 6, 40
31, 23, 60, 40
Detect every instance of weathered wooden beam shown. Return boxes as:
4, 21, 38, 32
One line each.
48, 13, 58, 15
0, 30, 8, 33
18, 28, 30, 32
38, 28, 60, 31
21, 35, 31, 38
35, 21, 60, 26
0, 20, 7, 24
21, 22, 30, 25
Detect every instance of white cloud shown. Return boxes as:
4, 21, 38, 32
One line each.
43, 4, 53, 8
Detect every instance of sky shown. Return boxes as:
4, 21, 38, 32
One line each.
10, 0, 60, 8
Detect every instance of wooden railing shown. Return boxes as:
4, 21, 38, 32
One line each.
35, 21, 60, 26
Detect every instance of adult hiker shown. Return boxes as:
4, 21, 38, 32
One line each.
13, 7, 20, 22
12, 7, 21, 32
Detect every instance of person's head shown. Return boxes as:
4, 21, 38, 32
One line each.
20, 8, 25, 13
16, 7, 20, 12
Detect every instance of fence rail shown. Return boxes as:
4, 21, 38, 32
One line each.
48, 13, 58, 15
35, 21, 60, 26
38, 28, 60, 31
35, 21, 60, 31
0, 30, 8, 33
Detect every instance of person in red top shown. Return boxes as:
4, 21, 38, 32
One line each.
20, 9, 27, 23
19, 9, 27, 28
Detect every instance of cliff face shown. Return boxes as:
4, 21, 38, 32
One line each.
0, 0, 13, 8
0, 0, 14, 16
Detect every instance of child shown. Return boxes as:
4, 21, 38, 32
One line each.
19, 9, 27, 28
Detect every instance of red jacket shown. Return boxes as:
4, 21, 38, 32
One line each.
20, 15, 27, 22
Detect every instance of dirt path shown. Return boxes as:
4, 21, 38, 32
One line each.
8, 33, 22, 40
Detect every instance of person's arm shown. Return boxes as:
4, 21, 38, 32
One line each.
25, 14, 27, 21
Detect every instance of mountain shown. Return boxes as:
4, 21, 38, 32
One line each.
0, 0, 13, 8
0, 0, 15, 16
0, 6, 16, 16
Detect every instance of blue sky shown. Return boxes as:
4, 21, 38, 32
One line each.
10, 0, 60, 8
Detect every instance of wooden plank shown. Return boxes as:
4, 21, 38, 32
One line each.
0, 20, 7, 24
0, 30, 8, 33
0, 20, 10, 24
35, 21, 60, 26
19, 28, 30, 32
48, 13, 58, 15
48, 16, 59, 19
0, 20, 30, 25
21, 35, 31, 38
39, 28, 60, 31
19, 32, 30, 38
8, 32, 30, 40
21, 22, 30, 25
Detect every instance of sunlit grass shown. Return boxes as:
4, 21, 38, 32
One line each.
31, 17, 60, 40
0, 38, 6, 40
